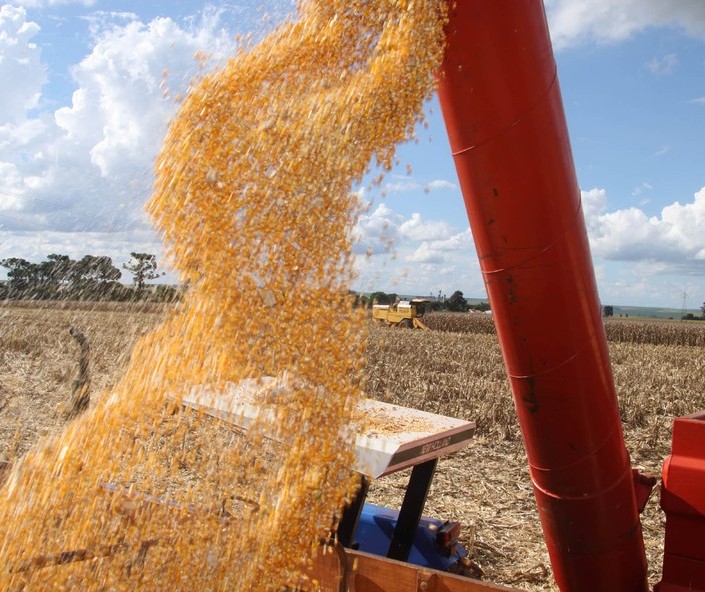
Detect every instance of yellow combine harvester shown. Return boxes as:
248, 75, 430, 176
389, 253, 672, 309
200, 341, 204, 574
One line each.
372, 298, 430, 330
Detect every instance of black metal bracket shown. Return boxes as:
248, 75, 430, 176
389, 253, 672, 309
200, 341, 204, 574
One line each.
387, 457, 438, 562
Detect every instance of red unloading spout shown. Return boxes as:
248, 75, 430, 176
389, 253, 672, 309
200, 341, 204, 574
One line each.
436, 1, 649, 590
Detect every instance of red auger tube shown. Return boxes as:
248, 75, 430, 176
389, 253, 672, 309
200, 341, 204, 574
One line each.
436, 2, 649, 590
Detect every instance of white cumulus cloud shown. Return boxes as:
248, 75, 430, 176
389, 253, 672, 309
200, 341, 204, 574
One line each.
399, 212, 455, 241
545, 0, 705, 49
56, 15, 233, 178
352, 202, 480, 296
382, 175, 420, 194
0, 5, 45, 123
353, 203, 401, 256
582, 186, 705, 271
425, 179, 456, 191
0, 6, 241, 238
406, 229, 472, 263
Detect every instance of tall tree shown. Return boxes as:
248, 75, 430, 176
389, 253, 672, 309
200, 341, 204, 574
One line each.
701, 301, 705, 319
38, 254, 77, 297
44, 254, 75, 283
123, 252, 164, 292
70, 255, 121, 299
0, 258, 37, 292
446, 290, 469, 312
76, 255, 121, 283
369, 291, 392, 305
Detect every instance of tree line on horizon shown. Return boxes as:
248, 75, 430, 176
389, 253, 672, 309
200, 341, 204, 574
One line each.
0, 252, 176, 302
604, 303, 705, 321
1, 252, 490, 313
7, 253, 699, 320
353, 290, 490, 313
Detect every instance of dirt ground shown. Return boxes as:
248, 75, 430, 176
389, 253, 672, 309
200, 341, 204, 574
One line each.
1, 302, 704, 590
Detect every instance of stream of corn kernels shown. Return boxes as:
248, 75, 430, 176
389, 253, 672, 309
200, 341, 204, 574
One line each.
0, 2, 446, 589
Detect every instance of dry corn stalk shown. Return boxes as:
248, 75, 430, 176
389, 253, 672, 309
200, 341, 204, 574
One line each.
65, 325, 90, 419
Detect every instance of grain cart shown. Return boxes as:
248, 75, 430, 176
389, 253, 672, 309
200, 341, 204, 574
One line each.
372, 298, 431, 329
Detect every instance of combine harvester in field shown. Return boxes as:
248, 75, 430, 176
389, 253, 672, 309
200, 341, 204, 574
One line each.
372, 298, 431, 329
183, 1, 705, 591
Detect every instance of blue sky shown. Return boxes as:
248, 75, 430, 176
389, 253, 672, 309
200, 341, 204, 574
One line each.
0, 1, 704, 309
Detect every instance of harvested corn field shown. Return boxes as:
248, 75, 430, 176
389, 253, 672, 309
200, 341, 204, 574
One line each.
423, 311, 705, 346
1, 303, 703, 590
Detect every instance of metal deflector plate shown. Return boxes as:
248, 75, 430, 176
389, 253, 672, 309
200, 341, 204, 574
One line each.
182, 379, 475, 478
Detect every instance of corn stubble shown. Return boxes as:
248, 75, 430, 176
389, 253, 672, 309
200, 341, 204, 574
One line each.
0, 2, 447, 590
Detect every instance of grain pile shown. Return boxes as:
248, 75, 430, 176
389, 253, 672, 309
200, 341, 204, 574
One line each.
0, 2, 447, 590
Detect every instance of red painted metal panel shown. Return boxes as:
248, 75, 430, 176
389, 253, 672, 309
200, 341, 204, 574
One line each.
656, 411, 705, 591
436, 1, 648, 590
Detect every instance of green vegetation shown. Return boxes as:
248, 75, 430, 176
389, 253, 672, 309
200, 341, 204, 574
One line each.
122, 252, 166, 294
0, 253, 175, 302
359, 289, 489, 312
609, 304, 703, 320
